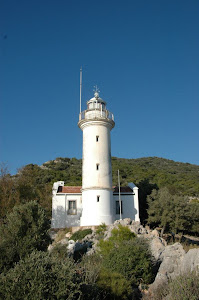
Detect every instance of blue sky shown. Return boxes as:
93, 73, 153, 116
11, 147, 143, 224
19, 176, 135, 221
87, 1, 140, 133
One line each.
1, 0, 199, 174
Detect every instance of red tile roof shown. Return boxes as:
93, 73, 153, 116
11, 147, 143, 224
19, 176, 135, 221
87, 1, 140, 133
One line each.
57, 186, 82, 193
57, 185, 133, 194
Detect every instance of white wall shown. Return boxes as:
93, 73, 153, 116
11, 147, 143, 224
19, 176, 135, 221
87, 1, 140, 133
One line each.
52, 193, 82, 228
82, 123, 112, 190
80, 189, 113, 226
113, 190, 140, 221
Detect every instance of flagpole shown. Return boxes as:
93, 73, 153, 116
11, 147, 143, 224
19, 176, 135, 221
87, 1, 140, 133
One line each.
118, 169, 122, 220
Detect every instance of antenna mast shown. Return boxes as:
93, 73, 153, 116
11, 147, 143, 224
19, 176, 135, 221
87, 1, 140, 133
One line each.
80, 67, 82, 113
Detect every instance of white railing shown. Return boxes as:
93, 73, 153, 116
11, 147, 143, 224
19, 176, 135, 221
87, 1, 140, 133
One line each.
79, 109, 114, 122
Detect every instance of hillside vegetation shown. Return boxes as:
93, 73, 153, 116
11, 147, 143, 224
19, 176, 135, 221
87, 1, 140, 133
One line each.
0, 157, 199, 231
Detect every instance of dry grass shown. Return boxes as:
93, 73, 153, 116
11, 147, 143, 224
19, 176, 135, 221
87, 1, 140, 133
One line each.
54, 227, 71, 243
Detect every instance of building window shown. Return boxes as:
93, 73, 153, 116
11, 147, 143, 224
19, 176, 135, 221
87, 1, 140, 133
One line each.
96, 136, 99, 142
96, 164, 99, 170
68, 200, 77, 215
97, 195, 100, 202
116, 200, 123, 215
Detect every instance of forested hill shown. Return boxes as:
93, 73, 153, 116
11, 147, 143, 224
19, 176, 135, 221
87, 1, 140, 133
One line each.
0, 156, 199, 222
39, 156, 199, 197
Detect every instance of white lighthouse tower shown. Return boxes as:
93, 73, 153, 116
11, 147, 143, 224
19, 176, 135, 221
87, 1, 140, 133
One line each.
78, 88, 115, 226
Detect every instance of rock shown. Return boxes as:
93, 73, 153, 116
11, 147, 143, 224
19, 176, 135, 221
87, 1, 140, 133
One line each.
180, 248, 199, 273
67, 239, 75, 249
65, 232, 71, 238
129, 223, 147, 235
48, 244, 54, 252
150, 237, 166, 261
60, 238, 68, 245
122, 218, 132, 226
150, 243, 185, 290
151, 229, 159, 237
113, 218, 132, 226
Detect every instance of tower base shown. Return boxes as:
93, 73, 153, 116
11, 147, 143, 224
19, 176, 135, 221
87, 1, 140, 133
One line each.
80, 189, 113, 226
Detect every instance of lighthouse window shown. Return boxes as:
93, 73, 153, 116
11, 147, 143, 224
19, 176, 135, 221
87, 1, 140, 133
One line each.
68, 200, 77, 215
96, 136, 99, 142
116, 201, 123, 214
97, 196, 100, 202
96, 164, 99, 170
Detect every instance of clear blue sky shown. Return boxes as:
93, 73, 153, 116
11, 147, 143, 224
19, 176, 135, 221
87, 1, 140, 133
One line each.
1, 0, 199, 174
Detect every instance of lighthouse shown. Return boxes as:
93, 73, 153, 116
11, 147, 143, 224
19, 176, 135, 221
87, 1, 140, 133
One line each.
78, 88, 115, 226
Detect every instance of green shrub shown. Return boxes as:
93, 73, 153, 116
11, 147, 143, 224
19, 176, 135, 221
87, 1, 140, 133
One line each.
50, 243, 69, 260
97, 268, 133, 299
78, 254, 105, 300
0, 251, 80, 300
100, 238, 154, 287
109, 224, 136, 242
97, 225, 154, 288
80, 253, 102, 285
97, 239, 115, 256
79, 254, 134, 300
97, 225, 136, 257
70, 228, 92, 241
96, 223, 107, 239
0, 201, 51, 273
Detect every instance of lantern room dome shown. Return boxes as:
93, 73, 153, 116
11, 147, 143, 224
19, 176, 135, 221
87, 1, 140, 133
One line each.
86, 90, 107, 110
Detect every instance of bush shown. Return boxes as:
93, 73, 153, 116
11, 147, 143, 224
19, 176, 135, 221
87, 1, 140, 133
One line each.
97, 225, 154, 288
97, 224, 136, 256
146, 271, 199, 300
97, 268, 133, 300
0, 201, 51, 273
0, 251, 80, 300
70, 228, 92, 241
79, 254, 104, 300
109, 224, 136, 242
102, 238, 154, 287
165, 271, 199, 300
50, 243, 69, 260
80, 253, 102, 285
79, 254, 134, 300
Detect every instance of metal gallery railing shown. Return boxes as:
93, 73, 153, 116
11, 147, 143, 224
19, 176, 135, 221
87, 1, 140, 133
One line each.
79, 109, 114, 122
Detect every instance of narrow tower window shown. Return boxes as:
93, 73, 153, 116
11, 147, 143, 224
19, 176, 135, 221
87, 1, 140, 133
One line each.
96, 136, 99, 142
96, 164, 99, 170
97, 195, 100, 202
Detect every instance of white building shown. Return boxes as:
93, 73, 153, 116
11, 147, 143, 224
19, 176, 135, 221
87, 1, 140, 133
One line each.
52, 90, 140, 228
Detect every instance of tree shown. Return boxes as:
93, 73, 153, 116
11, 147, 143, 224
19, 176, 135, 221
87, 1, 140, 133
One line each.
0, 251, 80, 300
137, 179, 158, 224
0, 201, 51, 273
0, 164, 20, 221
147, 188, 198, 235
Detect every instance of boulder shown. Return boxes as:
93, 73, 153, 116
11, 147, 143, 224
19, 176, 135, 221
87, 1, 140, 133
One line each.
65, 232, 72, 238
60, 238, 68, 245
150, 243, 185, 290
151, 229, 160, 237
150, 237, 166, 261
180, 248, 199, 273
67, 239, 75, 252
129, 222, 147, 235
